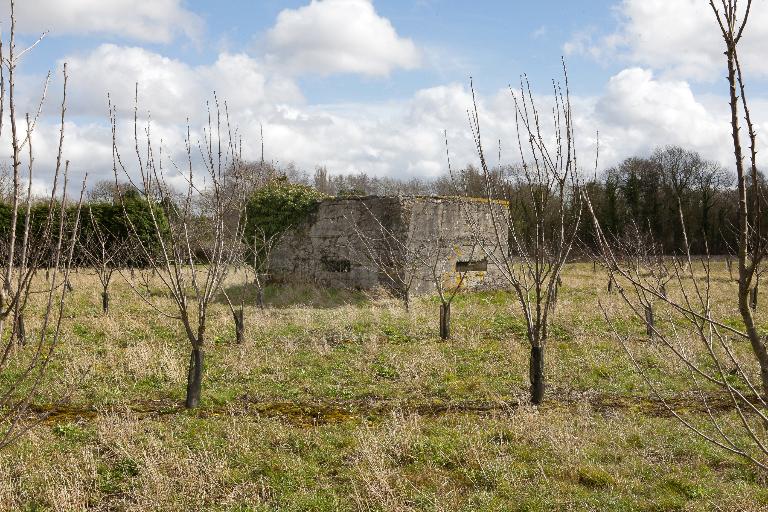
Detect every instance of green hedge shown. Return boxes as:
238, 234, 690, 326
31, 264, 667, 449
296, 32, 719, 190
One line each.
0, 194, 169, 267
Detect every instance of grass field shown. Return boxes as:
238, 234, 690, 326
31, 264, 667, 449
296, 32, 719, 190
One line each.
1, 263, 767, 511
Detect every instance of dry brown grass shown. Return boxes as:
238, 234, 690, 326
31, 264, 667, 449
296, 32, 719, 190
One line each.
0, 263, 767, 510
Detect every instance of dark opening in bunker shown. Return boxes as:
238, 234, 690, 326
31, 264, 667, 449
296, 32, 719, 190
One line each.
456, 259, 487, 272
322, 258, 351, 273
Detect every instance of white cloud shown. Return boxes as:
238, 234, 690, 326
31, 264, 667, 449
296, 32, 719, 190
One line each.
565, 0, 768, 81
5, 0, 766, 202
563, 28, 624, 62
532, 26, 548, 39
592, 68, 733, 165
559, 1, 768, 175
11, 0, 203, 44
617, 0, 768, 81
10, 43, 768, 196
266, 0, 420, 76
1, 44, 305, 191
62, 44, 303, 123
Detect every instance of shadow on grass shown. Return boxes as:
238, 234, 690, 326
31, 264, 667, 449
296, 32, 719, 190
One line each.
215, 282, 371, 309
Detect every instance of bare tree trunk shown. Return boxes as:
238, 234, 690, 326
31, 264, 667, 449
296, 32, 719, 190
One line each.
750, 282, 759, 311
233, 308, 244, 344
12, 313, 25, 346
645, 304, 654, 339
739, 255, 768, 394
102, 289, 109, 314
551, 280, 559, 313
253, 274, 266, 310
738, 298, 768, 398
185, 346, 204, 409
439, 302, 450, 340
257, 286, 265, 311
529, 345, 545, 405
721, 36, 768, 399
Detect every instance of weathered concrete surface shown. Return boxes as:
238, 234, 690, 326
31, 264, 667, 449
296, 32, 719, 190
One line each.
271, 196, 509, 295
403, 196, 509, 294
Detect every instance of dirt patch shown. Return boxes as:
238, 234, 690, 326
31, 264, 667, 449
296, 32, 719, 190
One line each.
24, 388, 763, 428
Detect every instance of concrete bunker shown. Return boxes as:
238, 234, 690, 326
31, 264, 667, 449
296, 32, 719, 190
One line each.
270, 195, 509, 295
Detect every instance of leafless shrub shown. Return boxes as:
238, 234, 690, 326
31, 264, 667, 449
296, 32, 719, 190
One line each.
0, 164, 11, 203
250, 226, 280, 311
219, 226, 279, 345
423, 216, 479, 340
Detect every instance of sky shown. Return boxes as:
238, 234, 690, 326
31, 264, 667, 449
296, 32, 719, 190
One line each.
4, 0, 768, 192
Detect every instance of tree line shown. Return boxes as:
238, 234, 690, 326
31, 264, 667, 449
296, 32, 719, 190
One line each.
258, 145, 753, 256
0, 143, 753, 268
1, 143, 749, 263
582, 146, 746, 255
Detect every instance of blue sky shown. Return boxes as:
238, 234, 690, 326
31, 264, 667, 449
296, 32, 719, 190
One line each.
22, 0, 623, 101
5, 0, 768, 190
194, 0, 621, 101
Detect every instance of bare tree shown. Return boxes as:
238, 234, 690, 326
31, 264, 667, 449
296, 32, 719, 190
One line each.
219, 253, 247, 345
0, 164, 11, 202
347, 200, 430, 312
82, 206, 127, 314
0, 0, 85, 448
465, 68, 583, 405
86, 179, 136, 203
219, 163, 308, 343
250, 226, 281, 311
711, 0, 768, 397
654, 146, 701, 202
314, 165, 331, 195
584, 0, 768, 469
112, 92, 246, 409
422, 213, 479, 340
351, 197, 481, 338
696, 160, 732, 243
219, 226, 280, 344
